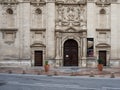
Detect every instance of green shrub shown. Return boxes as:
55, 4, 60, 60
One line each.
45, 61, 48, 65
97, 58, 103, 64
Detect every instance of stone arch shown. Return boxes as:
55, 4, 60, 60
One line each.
61, 36, 81, 66
63, 39, 78, 66
62, 36, 81, 47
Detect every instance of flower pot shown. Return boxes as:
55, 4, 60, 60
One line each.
44, 65, 50, 72
97, 64, 103, 71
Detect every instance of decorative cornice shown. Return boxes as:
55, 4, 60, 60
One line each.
0, 0, 18, 5
0, 28, 18, 31
30, 28, 46, 31
30, 43, 46, 47
96, 43, 111, 48
30, 0, 46, 6
96, 29, 110, 31
55, 0, 86, 5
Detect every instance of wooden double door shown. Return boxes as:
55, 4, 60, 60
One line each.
64, 39, 78, 66
34, 51, 43, 66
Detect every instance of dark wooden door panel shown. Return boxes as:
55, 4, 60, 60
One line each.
99, 51, 106, 66
64, 39, 78, 66
35, 51, 43, 66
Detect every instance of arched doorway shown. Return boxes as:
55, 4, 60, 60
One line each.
63, 39, 78, 66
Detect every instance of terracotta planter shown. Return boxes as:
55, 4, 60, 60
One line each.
44, 65, 50, 72
97, 64, 103, 71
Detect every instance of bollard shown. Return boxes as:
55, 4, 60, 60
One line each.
22, 70, 26, 74
70, 72, 74, 76
89, 71, 95, 77
110, 72, 115, 78
8, 70, 12, 74
37, 71, 41, 75
54, 71, 58, 76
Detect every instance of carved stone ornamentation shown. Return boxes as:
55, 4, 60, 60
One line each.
0, 29, 17, 45
0, 0, 18, 5
56, 0, 86, 4
30, 0, 46, 6
96, 0, 111, 5
65, 0, 76, 3
56, 4, 87, 30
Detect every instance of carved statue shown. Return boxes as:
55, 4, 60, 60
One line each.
67, 7, 75, 21
57, 4, 63, 21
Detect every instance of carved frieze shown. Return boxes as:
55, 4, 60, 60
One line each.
0, 0, 18, 5
56, 0, 86, 4
30, 0, 46, 6
56, 3, 87, 30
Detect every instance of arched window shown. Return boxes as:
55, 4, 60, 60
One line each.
6, 8, 13, 14
100, 9, 106, 14
35, 8, 42, 14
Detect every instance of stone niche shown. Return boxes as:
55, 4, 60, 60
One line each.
0, 0, 18, 28
30, 1, 46, 29
96, 0, 111, 29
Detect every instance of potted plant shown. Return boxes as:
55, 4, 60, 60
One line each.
44, 61, 50, 72
97, 58, 103, 71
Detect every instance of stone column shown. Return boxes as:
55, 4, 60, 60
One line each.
82, 32, 87, 67
55, 32, 61, 67
55, 32, 60, 59
46, 0, 55, 64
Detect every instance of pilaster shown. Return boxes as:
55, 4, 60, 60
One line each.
82, 32, 87, 67
46, 0, 55, 60
19, 1, 30, 59
87, 1, 96, 37
111, 3, 118, 59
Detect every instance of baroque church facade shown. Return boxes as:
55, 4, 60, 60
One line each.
0, 0, 120, 67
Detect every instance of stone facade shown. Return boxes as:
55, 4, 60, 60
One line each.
0, 0, 120, 67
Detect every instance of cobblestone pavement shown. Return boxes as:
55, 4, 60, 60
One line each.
0, 73, 120, 90
0, 67, 120, 78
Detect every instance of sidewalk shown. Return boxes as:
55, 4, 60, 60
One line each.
0, 67, 120, 78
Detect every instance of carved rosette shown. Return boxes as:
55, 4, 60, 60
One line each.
55, 0, 87, 31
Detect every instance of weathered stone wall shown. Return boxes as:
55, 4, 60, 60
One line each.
0, 0, 120, 67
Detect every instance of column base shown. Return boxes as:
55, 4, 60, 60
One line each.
81, 57, 87, 67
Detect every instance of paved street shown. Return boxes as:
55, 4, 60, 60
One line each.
0, 73, 120, 90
